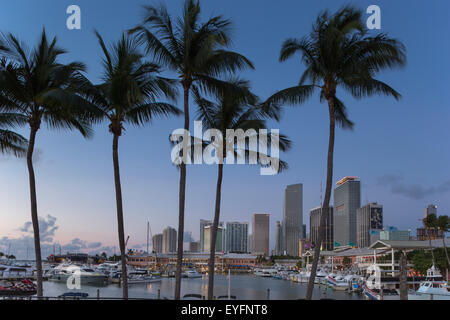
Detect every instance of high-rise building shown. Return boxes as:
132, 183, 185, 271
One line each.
189, 241, 200, 252
283, 184, 303, 256
380, 227, 410, 241
252, 213, 270, 256
152, 233, 163, 253
226, 222, 249, 253
424, 204, 437, 219
200, 219, 212, 252
275, 221, 283, 255
162, 227, 177, 253
203, 225, 224, 252
356, 203, 383, 248
310, 206, 334, 251
333, 177, 361, 247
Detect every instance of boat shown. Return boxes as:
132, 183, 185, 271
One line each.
0, 279, 37, 296
408, 265, 450, 300
0, 264, 34, 279
326, 274, 348, 291
127, 274, 162, 284
46, 264, 108, 285
363, 286, 399, 300
184, 270, 202, 278
58, 292, 89, 299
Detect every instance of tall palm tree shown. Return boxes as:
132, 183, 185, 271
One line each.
264, 6, 406, 299
83, 32, 180, 299
437, 215, 450, 268
424, 213, 438, 265
194, 80, 290, 299
130, 0, 254, 299
0, 30, 95, 297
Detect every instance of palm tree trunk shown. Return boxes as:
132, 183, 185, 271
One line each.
175, 84, 191, 300
442, 237, 450, 270
112, 133, 128, 299
399, 250, 408, 300
424, 224, 436, 265
306, 97, 335, 300
27, 126, 43, 298
207, 163, 224, 300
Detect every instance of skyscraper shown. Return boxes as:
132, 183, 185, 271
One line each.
283, 183, 303, 256
199, 219, 212, 253
226, 222, 249, 253
356, 203, 383, 247
203, 225, 224, 252
333, 176, 361, 247
310, 206, 334, 251
162, 227, 177, 253
252, 213, 270, 256
152, 233, 163, 253
275, 221, 283, 255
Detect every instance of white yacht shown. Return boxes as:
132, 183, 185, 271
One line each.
184, 270, 202, 278
326, 274, 349, 291
128, 274, 162, 284
0, 264, 34, 279
46, 264, 108, 285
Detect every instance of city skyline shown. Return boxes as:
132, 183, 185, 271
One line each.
1, 0, 450, 259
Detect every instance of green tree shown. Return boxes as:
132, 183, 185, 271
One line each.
130, 0, 254, 299
82, 32, 180, 299
265, 6, 406, 300
437, 215, 450, 267
194, 80, 290, 299
0, 30, 95, 297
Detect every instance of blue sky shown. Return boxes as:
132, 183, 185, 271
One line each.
0, 1, 449, 258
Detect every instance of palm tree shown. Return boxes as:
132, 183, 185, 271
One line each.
424, 213, 438, 265
437, 215, 450, 268
82, 32, 180, 299
0, 30, 95, 297
0, 108, 28, 156
194, 80, 290, 299
130, 0, 254, 299
264, 6, 406, 299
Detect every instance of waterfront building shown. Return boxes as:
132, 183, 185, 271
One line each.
162, 227, 177, 253
283, 183, 303, 256
152, 233, 163, 253
309, 206, 334, 251
226, 222, 249, 253
127, 252, 257, 270
333, 176, 361, 247
356, 203, 383, 247
252, 213, 270, 256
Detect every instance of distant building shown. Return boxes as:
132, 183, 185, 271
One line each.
310, 206, 334, 251
380, 227, 410, 241
283, 184, 303, 256
199, 219, 212, 253
333, 176, 360, 247
356, 203, 383, 247
298, 239, 312, 257
252, 213, 270, 256
275, 221, 283, 255
226, 222, 249, 253
417, 204, 444, 241
152, 233, 163, 253
189, 241, 200, 252
162, 227, 177, 253
203, 225, 224, 252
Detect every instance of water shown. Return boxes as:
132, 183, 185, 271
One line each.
43, 275, 363, 300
